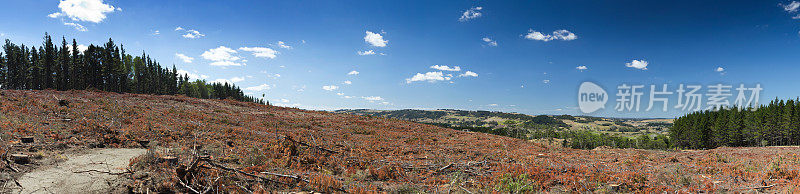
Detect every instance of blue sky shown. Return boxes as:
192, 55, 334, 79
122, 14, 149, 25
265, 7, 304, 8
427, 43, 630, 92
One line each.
1, 0, 800, 118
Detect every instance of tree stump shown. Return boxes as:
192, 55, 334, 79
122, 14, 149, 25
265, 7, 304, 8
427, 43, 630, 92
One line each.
20, 136, 34, 144
10, 154, 29, 164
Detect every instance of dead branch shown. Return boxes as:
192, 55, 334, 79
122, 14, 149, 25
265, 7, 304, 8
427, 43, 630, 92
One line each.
285, 135, 339, 154
72, 169, 131, 175
1, 151, 19, 173
177, 176, 201, 194
736, 184, 776, 190
437, 163, 453, 172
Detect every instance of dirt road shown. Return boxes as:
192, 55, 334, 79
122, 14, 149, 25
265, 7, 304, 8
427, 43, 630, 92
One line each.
5, 148, 145, 194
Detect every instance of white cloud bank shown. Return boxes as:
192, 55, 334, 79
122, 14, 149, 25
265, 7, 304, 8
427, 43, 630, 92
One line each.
364, 31, 387, 47
322, 85, 339, 91
239, 47, 278, 59
524, 29, 577, 42
175, 53, 194, 63
48, 0, 117, 23
245, 84, 272, 91
625, 60, 648, 70
430, 65, 461, 71
482, 37, 497, 47
406, 72, 451, 83
202, 46, 245, 67
459, 7, 483, 22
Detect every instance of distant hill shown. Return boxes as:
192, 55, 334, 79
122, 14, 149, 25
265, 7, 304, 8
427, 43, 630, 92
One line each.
334, 109, 672, 137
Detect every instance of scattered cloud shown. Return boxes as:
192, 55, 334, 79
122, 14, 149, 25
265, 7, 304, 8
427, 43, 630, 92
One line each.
459, 7, 483, 22
406, 71, 450, 83
347, 70, 360, 75
576, 65, 587, 71
542, 79, 550, 84
482, 37, 497, 47
625, 59, 648, 70
276, 41, 292, 49
175, 53, 194, 63
343, 80, 352, 85
48, 0, 117, 23
322, 85, 339, 91
175, 26, 184, 31
459, 71, 478, 77
362, 96, 384, 101
202, 46, 245, 67
364, 31, 387, 47
715, 66, 726, 75
152, 30, 160, 36
524, 29, 577, 41
63, 22, 87, 32
182, 29, 205, 39
239, 47, 278, 59
245, 84, 272, 91
357, 50, 376, 55
430, 65, 461, 71
784, 1, 800, 12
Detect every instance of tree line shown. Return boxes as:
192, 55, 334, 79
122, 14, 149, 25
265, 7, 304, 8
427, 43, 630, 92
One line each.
672, 98, 800, 149
0, 33, 265, 104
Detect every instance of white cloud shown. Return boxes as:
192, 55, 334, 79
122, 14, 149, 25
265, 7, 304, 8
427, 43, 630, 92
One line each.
482, 37, 497, 47
625, 60, 648, 70
343, 80, 352, 85
182, 30, 205, 39
49, 0, 117, 23
245, 84, 272, 91
66, 44, 88, 54
785, 1, 800, 12
794, 14, 800, 19
202, 46, 246, 66
211, 77, 244, 85
488, 103, 498, 107
347, 70, 360, 75
276, 41, 291, 49
175, 27, 184, 31
210, 61, 244, 67
63, 22, 87, 32
364, 31, 387, 47
176, 69, 208, 80
542, 79, 550, 84
357, 50, 376, 55
152, 30, 160, 36
175, 53, 194, 63
322, 85, 339, 91
576, 65, 587, 71
336, 93, 344, 96
406, 71, 451, 83
362, 96, 384, 101
202, 46, 239, 61
459, 7, 483, 22
430, 65, 461, 71
524, 29, 578, 41
715, 67, 725, 72
239, 47, 278, 59
459, 71, 478, 77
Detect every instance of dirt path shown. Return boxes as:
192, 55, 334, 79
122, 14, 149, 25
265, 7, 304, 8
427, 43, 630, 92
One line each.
5, 148, 146, 194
